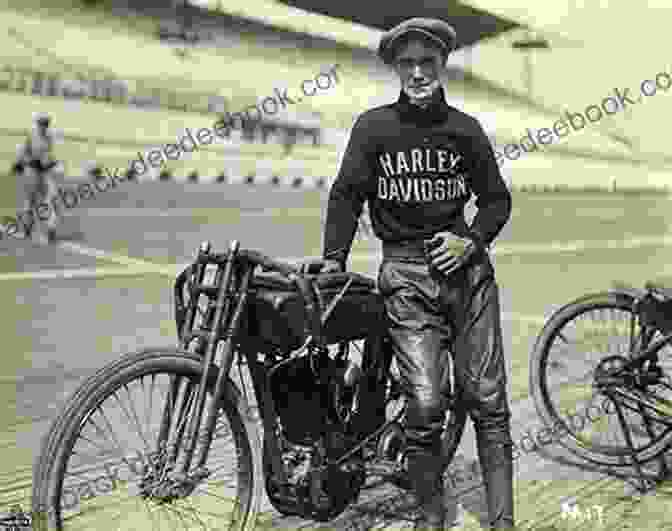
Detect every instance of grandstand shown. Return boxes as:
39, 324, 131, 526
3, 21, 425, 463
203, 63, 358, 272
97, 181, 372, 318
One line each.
0, 0, 358, 193
1, 0, 671, 202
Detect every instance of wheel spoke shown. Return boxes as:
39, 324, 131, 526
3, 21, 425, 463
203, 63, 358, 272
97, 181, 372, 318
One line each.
111, 387, 150, 454
533, 297, 672, 466
94, 406, 139, 473
41, 353, 257, 531
124, 383, 152, 451
145, 375, 157, 449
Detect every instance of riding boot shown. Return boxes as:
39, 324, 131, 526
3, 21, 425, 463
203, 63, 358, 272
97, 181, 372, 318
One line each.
476, 433, 515, 530
405, 450, 446, 531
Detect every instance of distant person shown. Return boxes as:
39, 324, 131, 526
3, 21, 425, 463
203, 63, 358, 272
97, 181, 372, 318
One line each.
12, 112, 61, 243
320, 18, 515, 530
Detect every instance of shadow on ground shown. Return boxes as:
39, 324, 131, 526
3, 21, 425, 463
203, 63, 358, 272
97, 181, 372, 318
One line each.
265, 469, 493, 530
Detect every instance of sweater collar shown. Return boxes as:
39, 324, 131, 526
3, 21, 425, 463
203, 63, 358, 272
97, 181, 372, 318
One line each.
395, 86, 452, 125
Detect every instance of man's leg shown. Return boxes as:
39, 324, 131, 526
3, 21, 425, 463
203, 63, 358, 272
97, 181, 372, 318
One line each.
20, 167, 39, 239
447, 257, 515, 530
378, 260, 454, 530
42, 169, 59, 243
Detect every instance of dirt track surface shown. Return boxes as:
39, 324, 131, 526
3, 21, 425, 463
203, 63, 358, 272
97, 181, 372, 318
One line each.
3, 182, 671, 530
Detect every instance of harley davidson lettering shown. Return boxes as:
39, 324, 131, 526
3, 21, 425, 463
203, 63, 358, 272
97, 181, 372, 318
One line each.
376, 148, 469, 202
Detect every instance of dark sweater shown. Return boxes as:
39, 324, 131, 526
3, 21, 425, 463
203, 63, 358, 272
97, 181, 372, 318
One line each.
322, 87, 512, 266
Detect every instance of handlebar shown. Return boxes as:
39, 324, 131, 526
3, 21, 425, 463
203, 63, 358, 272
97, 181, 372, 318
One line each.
194, 248, 299, 277
239, 249, 301, 277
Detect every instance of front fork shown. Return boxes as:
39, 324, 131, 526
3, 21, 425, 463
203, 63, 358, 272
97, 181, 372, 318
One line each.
155, 240, 251, 481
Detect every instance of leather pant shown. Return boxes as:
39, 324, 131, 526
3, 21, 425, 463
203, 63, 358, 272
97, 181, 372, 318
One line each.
377, 251, 515, 529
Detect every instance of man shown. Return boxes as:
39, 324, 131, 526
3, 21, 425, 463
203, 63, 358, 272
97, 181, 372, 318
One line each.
12, 112, 61, 243
320, 18, 515, 530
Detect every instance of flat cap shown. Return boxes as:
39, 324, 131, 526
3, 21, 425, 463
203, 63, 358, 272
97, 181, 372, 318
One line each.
378, 18, 457, 65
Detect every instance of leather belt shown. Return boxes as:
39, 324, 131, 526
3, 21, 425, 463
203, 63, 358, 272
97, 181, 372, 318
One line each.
382, 239, 429, 262
382, 235, 491, 263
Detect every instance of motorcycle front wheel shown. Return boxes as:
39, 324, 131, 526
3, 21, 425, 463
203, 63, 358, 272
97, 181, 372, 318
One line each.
32, 348, 263, 531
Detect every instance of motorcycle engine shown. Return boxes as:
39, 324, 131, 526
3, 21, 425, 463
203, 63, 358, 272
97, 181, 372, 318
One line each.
266, 351, 365, 521
269, 350, 360, 444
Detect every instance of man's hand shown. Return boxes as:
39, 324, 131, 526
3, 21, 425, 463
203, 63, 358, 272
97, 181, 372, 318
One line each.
299, 258, 344, 275
426, 231, 482, 275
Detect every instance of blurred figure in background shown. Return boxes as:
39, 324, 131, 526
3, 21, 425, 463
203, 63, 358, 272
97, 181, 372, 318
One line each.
11, 112, 62, 243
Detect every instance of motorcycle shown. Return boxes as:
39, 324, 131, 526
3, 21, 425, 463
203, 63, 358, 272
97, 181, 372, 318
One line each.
31, 240, 467, 530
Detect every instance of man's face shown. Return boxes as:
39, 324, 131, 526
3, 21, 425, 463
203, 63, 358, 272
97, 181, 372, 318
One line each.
392, 37, 446, 105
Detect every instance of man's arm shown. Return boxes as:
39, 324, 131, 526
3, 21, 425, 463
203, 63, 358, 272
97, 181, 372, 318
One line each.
465, 121, 512, 248
322, 116, 373, 269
